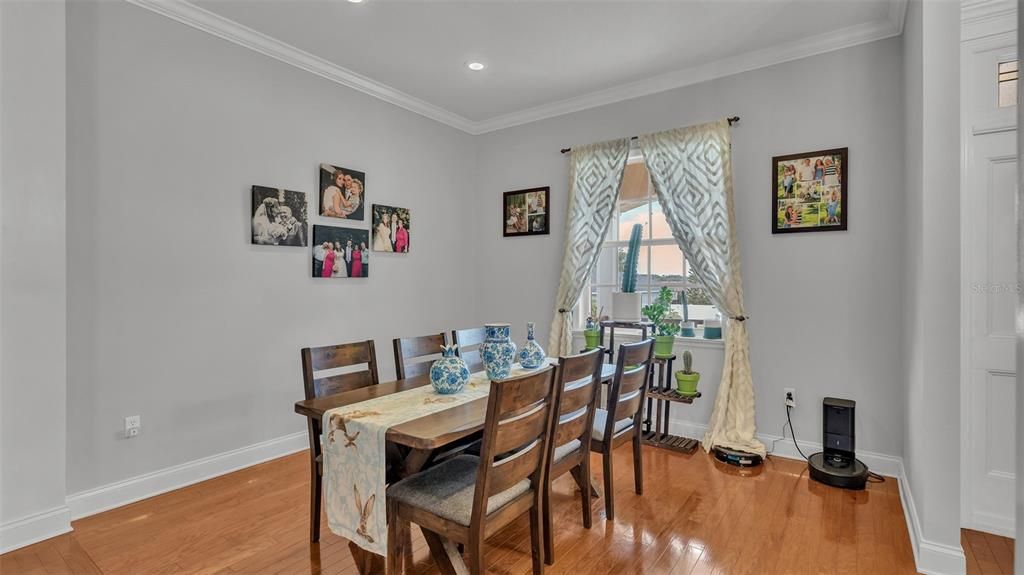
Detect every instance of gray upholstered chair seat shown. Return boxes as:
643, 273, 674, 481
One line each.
591, 408, 633, 441
552, 439, 581, 463
387, 455, 530, 526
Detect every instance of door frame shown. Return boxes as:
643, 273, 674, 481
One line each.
960, 4, 1017, 536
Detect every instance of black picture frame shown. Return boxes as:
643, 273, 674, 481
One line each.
771, 147, 848, 234
503, 186, 550, 237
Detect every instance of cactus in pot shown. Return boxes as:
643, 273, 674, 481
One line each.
613, 224, 644, 321
675, 349, 700, 396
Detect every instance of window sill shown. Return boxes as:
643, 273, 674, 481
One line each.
572, 330, 725, 350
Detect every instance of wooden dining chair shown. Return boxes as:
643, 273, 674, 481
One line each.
542, 347, 604, 565
393, 332, 448, 380
299, 340, 380, 542
451, 326, 487, 372
386, 365, 558, 575
590, 339, 654, 520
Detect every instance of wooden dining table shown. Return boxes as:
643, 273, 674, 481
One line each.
294, 362, 616, 575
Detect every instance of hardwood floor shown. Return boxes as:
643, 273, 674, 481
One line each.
963, 529, 1015, 575
3, 445, 925, 574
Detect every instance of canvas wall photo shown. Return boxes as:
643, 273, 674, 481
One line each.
372, 204, 410, 253
503, 186, 550, 237
772, 147, 848, 234
319, 163, 366, 221
312, 225, 370, 278
251, 186, 307, 246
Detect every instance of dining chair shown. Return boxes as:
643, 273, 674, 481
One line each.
386, 365, 558, 575
393, 332, 448, 380
451, 326, 487, 373
299, 340, 380, 542
590, 339, 654, 520
542, 347, 604, 565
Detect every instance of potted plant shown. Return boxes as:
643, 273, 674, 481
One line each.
612, 224, 643, 321
675, 350, 700, 396
642, 286, 680, 357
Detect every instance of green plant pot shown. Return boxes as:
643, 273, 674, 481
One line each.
675, 372, 700, 396
583, 330, 601, 350
653, 335, 675, 358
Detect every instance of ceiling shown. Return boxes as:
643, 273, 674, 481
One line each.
143, 0, 905, 133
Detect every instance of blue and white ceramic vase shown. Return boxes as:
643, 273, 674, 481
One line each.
518, 322, 546, 369
429, 345, 471, 394
481, 323, 517, 380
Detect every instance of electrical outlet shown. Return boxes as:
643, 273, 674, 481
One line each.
784, 388, 796, 408
124, 415, 141, 438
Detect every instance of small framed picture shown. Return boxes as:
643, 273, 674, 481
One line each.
319, 163, 366, 221
372, 204, 410, 253
503, 186, 550, 237
312, 225, 370, 278
251, 186, 307, 246
772, 148, 848, 234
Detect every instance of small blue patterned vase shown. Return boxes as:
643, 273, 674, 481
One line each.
429, 345, 471, 394
518, 322, 546, 369
480, 323, 517, 380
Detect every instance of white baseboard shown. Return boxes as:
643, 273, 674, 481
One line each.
963, 511, 1016, 539
66, 431, 307, 520
896, 459, 968, 574
0, 505, 72, 554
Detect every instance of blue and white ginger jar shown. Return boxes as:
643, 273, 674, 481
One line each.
518, 322, 546, 369
430, 345, 471, 394
480, 323, 517, 380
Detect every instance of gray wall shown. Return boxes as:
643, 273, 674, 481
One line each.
65, 1, 478, 494
473, 38, 907, 458
0, 0, 69, 548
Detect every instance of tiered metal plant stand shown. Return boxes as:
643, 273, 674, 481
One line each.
597, 319, 653, 363
642, 354, 702, 454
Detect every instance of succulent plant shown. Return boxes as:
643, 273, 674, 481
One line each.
621, 223, 643, 293
681, 350, 695, 374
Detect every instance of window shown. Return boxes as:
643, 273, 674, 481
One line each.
578, 159, 714, 328
998, 60, 1017, 108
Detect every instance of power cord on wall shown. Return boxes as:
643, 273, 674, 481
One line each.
782, 403, 885, 484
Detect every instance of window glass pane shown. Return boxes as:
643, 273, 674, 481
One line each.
618, 205, 647, 242
999, 60, 1018, 108
649, 244, 684, 283
650, 201, 673, 239
999, 78, 1017, 108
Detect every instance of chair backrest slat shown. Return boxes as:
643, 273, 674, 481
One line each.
452, 327, 487, 373
393, 333, 447, 380
547, 348, 604, 465
602, 340, 654, 441
300, 340, 380, 401
487, 440, 545, 496
472, 366, 556, 522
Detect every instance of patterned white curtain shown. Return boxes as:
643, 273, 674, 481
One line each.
549, 138, 631, 356
638, 119, 765, 457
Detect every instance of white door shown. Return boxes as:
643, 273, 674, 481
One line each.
962, 28, 1017, 538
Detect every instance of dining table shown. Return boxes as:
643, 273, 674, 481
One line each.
294, 361, 617, 575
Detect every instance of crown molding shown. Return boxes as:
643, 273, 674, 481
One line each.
126, 0, 907, 136
124, 0, 478, 133
472, 6, 906, 134
962, 0, 1017, 25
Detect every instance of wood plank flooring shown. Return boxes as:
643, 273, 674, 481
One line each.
2, 445, 934, 574
963, 528, 1015, 574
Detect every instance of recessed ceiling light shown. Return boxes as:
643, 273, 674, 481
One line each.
467, 61, 486, 71
347, 0, 363, 3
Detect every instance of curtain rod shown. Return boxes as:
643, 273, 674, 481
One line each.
559, 116, 740, 154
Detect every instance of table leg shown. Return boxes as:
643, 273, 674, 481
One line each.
422, 528, 470, 575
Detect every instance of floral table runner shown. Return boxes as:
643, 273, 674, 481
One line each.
322, 360, 553, 555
